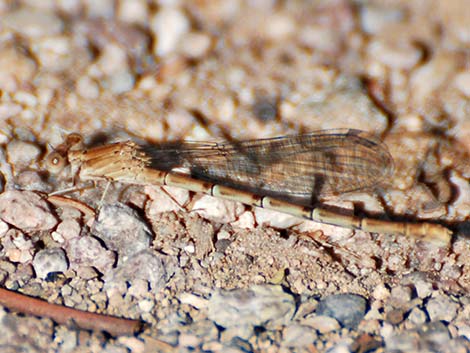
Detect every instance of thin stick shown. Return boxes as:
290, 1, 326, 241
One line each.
0, 287, 142, 336
45, 130, 452, 246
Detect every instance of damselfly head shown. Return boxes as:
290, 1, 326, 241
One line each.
45, 151, 68, 174
44, 133, 83, 174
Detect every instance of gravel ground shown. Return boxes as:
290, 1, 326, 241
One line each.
0, 1, 470, 352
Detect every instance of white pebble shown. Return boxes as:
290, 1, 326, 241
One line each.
117, 0, 149, 25
6, 140, 41, 168
13, 91, 38, 107
150, 6, 190, 56
454, 71, 470, 98
1, 7, 63, 37
367, 40, 421, 69
117, 337, 145, 353
179, 32, 212, 58
303, 315, 340, 334
426, 295, 460, 322
33, 248, 68, 279
0, 220, 9, 237
0, 103, 22, 120
360, 5, 403, 34
102, 70, 135, 94
254, 207, 301, 229
0, 190, 58, 231
55, 219, 82, 241
178, 292, 209, 309
31, 35, 72, 71
0, 48, 37, 91
138, 299, 154, 313
230, 211, 255, 229
193, 195, 244, 223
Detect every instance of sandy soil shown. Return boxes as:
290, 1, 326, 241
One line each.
0, 1, 469, 352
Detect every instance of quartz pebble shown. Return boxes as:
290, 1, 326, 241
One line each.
0, 190, 58, 232
32, 248, 68, 279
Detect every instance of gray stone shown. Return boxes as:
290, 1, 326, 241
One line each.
316, 294, 367, 329
92, 203, 152, 261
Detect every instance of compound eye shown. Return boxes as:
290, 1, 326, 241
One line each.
45, 151, 67, 174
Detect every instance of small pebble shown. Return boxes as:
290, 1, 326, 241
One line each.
3, 229, 33, 263
0, 47, 37, 91
426, 295, 460, 322
104, 250, 168, 293
207, 284, 296, 329
14, 171, 51, 192
193, 195, 244, 223
1, 7, 64, 37
326, 344, 352, 353
179, 333, 201, 348
178, 292, 209, 309
302, 315, 341, 333
230, 211, 255, 229
367, 40, 422, 70
93, 203, 152, 261
360, 5, 403, 34
6, 140, 41, 169
150, 6, 190, 56
66, 236, 115, 274
117, 0, 149, 25
116, 336, 145, 353
408, 307, 427, 325
389, 285, 412, 308
282, 324, 317, 348
55, 219, 82, 241
454, 71, 470, 98
180, 32, 212, 59
255, 207, 303, 229
102, 70, 135, 94
316, 294, 367, 329
0, 191, 58, 231
145, 185, 190, 214
33, 248, 68, 279
138, 299, 154, 313
127, 278, 149, 298
0, 220, 8, 237
414, 278, 433, 299
385, 308, 405, 325
76, 266, 99, 280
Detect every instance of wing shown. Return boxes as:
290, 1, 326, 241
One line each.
141, 129, 394, 204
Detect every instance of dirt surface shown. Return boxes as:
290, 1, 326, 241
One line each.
0, 1, 470, 352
